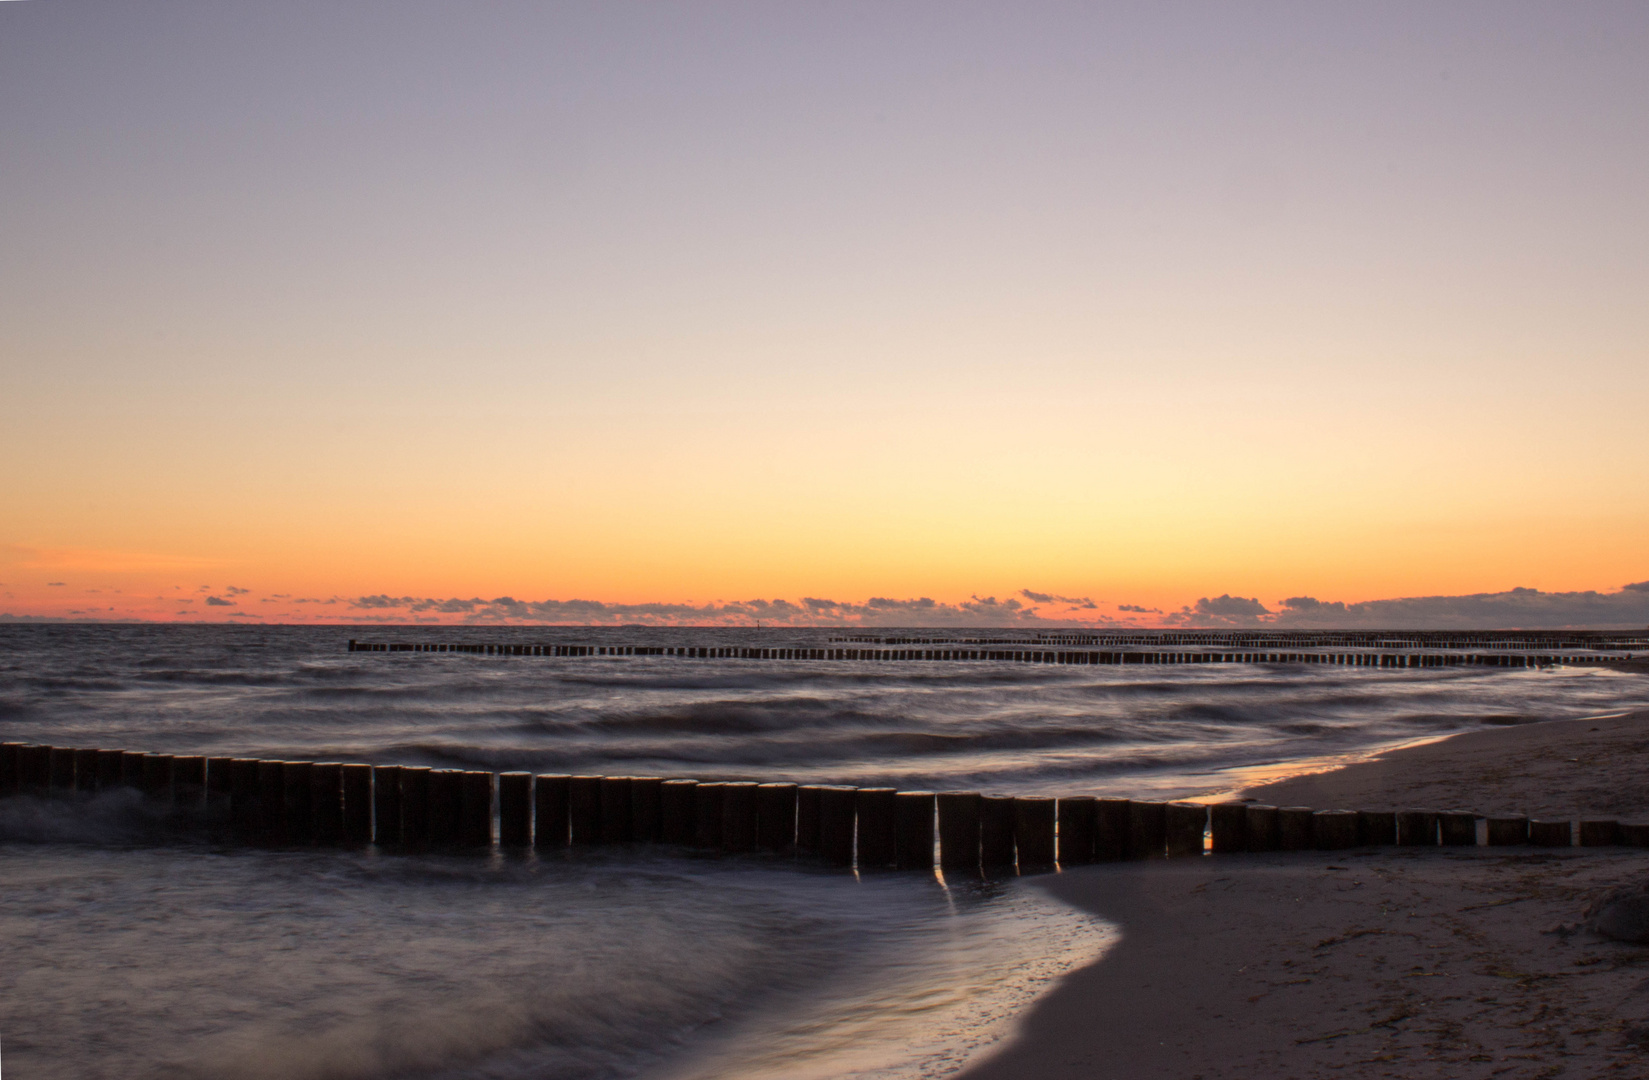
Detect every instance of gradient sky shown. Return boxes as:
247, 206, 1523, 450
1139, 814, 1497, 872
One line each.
3, 1, 1647, 626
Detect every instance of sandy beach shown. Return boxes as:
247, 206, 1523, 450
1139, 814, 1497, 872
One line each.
965, 706, 1649, 1079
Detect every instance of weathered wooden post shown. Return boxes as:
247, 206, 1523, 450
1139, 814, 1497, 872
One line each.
570, 775, 604, 845
1313, 810, 1357, 849
786, 784, 824, 854
1528, 818, 1572, 846
1014, 796, 1057, 869
427, 769, 463, 847
1128, 800, 1167, 859
1485, 815, 1528, 845
722, 781, 760, 852
283, 761, 315, 844
659, 779, 696, 845
498, 772, 532, 847
256, 760, 285, 842
533, 774, 571, 848
1440, 811, 1477, 846
1277, 807, 1315, 850
599, 776, 633, 843
980, 794, 1016, 868
96, 748, 124, 791
49, 746, 76, 792
1165, 802, 1207, 857
399, 766, 432, 847
342, 764, 372, 845
310, 763, 343, 845
1357, 810, 1396, 846
818, 785, 857, 865
693, 782, 726, 848
1095, 798, 1130, 860
173, 755, 206, 808
856, 788, 898, 868
758, 782, 798, 852
143, 753, 175, 804
1209, 802, 1247, 853
371, 765, 403, 845
73, 748, 102, 793
895, 790, 936, 869
937, 791, 982, 870
1244, 804, 1280, 851
1057, 796, 1097, 864
1579, 819, 1620, 846
1397, 810, 1439, 847
0, 742, 21, 796
229, 758, 259, 837
630, 777, 664, 843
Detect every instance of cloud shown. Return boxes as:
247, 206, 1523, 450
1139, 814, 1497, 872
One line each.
204, 595, 235, 606
1117, 603, 1162, 614
341, 591, 1126, 627
1263, 583, 1649, 630
225, 585, 250, 596
1020, 589, 1098, 609
1164, 594, 1271, 626
46, 582, 65, 586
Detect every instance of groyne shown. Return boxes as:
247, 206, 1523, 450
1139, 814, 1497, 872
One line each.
5, 740, 1646, 869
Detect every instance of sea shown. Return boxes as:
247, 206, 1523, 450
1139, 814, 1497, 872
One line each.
3, 623, 1647, 1080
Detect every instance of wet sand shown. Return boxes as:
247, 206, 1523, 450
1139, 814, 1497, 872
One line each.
963, 707, 1649, 1079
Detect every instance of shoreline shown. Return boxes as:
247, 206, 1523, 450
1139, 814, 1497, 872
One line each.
963, 706, 1649, 1079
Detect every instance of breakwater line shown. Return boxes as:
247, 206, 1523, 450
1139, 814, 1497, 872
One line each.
6, 739, 1648, 868
346, 638, 1638, 669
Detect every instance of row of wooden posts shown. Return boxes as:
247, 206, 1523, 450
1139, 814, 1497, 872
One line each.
6, 741, 1646, 866
347, 641, 1596, 669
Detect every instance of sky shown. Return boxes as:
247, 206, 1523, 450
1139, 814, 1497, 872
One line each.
2, 1, 1647, 628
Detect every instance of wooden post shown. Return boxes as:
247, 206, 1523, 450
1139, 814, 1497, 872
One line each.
1440, 811, 1477, 846
758, 783, 797, 852
599, 776, 633, 843
1057, 796, 1097, 864
342, 764, 372, 845
631, 777, 664, 843
206, 756, 234, 808
229, 758, 259, 837
1618, 822, 1649, 846
693, 782, 726, 848
570, 775, 604, 845
399, 766, 432, 847
1528, 818, 1572, 846
1397, 810, 1439, 847
121, 750, 147, 791
659, 779, 696, 845
1244, 805, 1280, 851
1095, 798, 1130, 860
73, 748, 101, 793
372, 765, 403, 845
173, 755, 206, 808
427, 769, 463, 846
1485, 815, 1528, 845
534, 774, 571, 848
1277, 807, 1315, 850
818, 785, 857, 865
980, 794, 1016, 868
1313, 810, 1357, 850
938, 791, 982, 870
795, 785, 824, 854
895, 791, 936, 870
283, 762, 315, 844
1579, 819, 1620, 846
498, 772, 532, 847
96, 748, 124, 791
143, 753, 175, 804
856, 788, 898, 867
49, 746, 76, 792
1165, 802, 1207, 857
1357, 810, 1396, 846
311, 763, 344, 845
1128, 800, 1167, 859
1209, 802, 1247, 853
722, 781, 760, 852
0, 741, 21, 796
257, 760, 285, 842
1014, 797, 1057, 869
